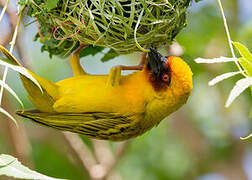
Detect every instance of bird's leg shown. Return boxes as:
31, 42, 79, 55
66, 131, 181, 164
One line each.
119, 52, 147, 71
70, 44, 87, 76
106, 52, 147, 87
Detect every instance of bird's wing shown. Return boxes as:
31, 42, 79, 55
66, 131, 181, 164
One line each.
16, 109, 141, 141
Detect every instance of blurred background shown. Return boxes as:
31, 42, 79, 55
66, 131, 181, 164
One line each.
0, 0, 251, 180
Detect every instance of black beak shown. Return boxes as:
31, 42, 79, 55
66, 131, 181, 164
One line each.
147, 48, 168, 76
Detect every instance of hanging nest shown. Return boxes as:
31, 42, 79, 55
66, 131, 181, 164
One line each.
24, 0, 194, 57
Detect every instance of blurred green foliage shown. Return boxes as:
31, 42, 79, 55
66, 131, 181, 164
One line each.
31, 142, 86, 179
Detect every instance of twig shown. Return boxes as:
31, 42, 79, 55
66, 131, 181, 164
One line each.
91, 140, 130, 180
92, 140, 115, 167
62, 132, 97, 179
104, 141, 130, 179
217, 0, 247, 77
2, 96, 32, 166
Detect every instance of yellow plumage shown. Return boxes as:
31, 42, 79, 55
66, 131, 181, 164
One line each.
0, 45, 193, 141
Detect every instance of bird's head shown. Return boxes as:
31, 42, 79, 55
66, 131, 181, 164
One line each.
143, 48, 193, 123
147, 48, 193, 96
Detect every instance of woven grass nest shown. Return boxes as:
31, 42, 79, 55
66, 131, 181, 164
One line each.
25, 0, 194, 58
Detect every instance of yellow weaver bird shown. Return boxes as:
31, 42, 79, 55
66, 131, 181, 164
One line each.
0, 45, 193, 141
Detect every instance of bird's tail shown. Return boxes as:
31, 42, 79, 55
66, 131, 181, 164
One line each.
0, 45, 21, 66
0, 45, 58, 112
16, 109, 74, 131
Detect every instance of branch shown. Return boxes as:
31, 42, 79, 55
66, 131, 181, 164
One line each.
63, 135, 130, 180
62, 132, 97, 179
2, 96, 32, 166
91, 140, 130, 180
104, 141, 130, 179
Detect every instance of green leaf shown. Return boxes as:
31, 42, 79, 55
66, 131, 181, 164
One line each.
238, 57, 252, 77
101, 49, 119, 62
208, 71, 240, 86
195, 56, 236, 64
225, 77, 252, 107
0, 154, 66, 180
79, 45, 104, 58
233, 42, 252, 78
232, 42, 252, 65
249, 105, 252, 119
233, 42, 252, 92
238, 57, 252, 93
46, 0, 60, 10
17, 0, 29, 14
0, 159, 15, 168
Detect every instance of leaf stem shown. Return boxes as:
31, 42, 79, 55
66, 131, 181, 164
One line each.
217, 0, 247, 77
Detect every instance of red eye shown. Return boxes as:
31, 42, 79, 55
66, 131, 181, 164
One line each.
162, 74, 169, 82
